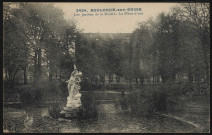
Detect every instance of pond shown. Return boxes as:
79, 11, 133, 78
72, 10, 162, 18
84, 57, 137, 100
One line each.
3, 90, 200, 133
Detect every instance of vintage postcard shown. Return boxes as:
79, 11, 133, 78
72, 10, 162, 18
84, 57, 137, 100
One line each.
3, 2, 210, 133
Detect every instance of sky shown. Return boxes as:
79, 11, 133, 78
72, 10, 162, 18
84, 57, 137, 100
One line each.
54, 3, 178, 33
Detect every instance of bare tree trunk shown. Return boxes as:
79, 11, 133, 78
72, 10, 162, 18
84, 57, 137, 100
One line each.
34, 50, 38, 79
129, 77, 132, 88
56, 69, 57, 78
37, 47, 42, 78
202, 48, 209, 84
135, 77, 138, 87
24, 66, 27, 84
5, 69, 8, 81
49, 70, 52, 81
201, 29, 210, 84
60, 66, 62, 79
188, 71, 193, 83
171, 74, 176, 82
140, 77, 144, 85
102, 75, 105, 86
161, 74, 166, 83
205, 62, 209, 84
109, 74, 111, 88
49, 61, 53, 81
12, 68, 19, 87
8, 71, 11, 84
90, 77, 93, 84
103, 80, 105, 86
152, 76, 154, 85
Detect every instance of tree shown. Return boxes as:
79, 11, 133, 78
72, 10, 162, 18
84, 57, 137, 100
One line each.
130, 20, 155, 85
3, 4, 29, 86
3, 2, 78, 87
176, 3, 210, 84
176, 20, 205, 83
153, 13, 181, 82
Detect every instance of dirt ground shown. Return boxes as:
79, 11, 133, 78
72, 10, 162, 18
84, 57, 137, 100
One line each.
3, 90, 210, 133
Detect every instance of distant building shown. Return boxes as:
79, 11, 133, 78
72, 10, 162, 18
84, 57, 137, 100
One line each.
89, 73, 163, 89
144, 75, 162, 85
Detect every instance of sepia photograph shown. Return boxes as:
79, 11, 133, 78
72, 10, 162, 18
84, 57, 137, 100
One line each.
3, 1, 210, 133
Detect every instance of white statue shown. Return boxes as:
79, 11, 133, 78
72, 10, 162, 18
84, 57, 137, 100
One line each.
60, 65, 83, 117
65, 66, 82, 108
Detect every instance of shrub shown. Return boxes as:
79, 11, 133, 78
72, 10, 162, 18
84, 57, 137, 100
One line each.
119, 96, 129, 110
190, 82, 209, 95
80, 93, 98, 119
124, 83, 185, 117
151, 89, 167, 113
19, 85, 43, 105
121, 91, 152, 117
20, 89, 43, 104
47, 80, 61, 93
125, 82, 210, 118
20, 90, 33, 104
48, 101, 63, 119
80, 81, 93, 91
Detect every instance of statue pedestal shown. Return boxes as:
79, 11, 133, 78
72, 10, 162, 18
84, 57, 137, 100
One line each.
60, 69, 82, 119
60, 106, 82, 118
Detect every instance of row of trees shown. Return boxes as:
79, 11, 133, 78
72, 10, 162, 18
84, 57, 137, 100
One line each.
3, 3, 78, 87
76, 33, 131, 85
130, 3, 210, 84
75, 3, 210, 86
3, 3, 210, 90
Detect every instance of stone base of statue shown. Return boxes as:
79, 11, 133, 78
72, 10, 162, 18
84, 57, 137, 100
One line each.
60, 66, 83, 119
60, 93, 82, 118
60, 106, 82, 118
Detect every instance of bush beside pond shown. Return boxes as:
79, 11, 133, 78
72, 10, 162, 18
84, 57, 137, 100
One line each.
4, 79, 66, 104
48, 101, 63, 119
121, 82, 209, 117
80, 93, 98, 119
20, 87, 43, 105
